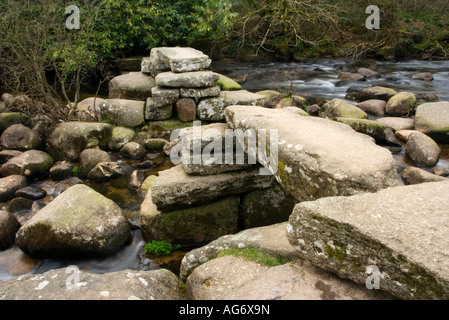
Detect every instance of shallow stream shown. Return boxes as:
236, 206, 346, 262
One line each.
0, 58, 448, 282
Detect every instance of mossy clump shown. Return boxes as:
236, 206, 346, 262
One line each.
217, 246, 288, 267
323, 242, 348, 265
144, 240, 181, 257
277, 160, 290, 184
216, 74, 242, 91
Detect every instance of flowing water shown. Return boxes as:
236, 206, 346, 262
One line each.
1, 58, 448, 282
211, 59, 449, 102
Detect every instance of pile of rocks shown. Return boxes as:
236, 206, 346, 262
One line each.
2, 47, 449, 300
100, 47, 265, 125
142, 47, 220, 122
140, 122, 297, 246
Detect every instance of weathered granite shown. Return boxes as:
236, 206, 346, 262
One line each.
225, 106, 399, 202
143, 47, 212, 76
0, 268, 182, 300
287, 181, 449, 300
155, 71, 219, 88
414, 101, 449, 143
151, 165, 273, 211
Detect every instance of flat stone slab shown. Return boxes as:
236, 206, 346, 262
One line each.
179, 123, 253, 175
220, 90, 266, 106
225, 106, 399, 202
181, 223, 394, 300
180, 86, 221, 101
143, 47, 212, 75
197, 90, 266, 121
287, 181, 449, 300
150, 165, 274, 211
155, 71, 219, 88
0, 268, 182, 300
375, 117, 415, 131
180, 222, 303, 281
187, 257, 395, 300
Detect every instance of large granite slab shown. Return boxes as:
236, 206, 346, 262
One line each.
225, 106, 399, 202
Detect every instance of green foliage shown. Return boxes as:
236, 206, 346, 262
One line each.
0, 0, 236, 108
72, 166, 79, 176
216, 246, 288, 267
144, 240, 181, 256
93, 0, 236, 57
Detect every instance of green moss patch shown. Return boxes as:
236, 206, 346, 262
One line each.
217, 246, 288, 267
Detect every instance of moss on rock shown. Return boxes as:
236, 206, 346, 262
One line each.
216, 74, 242, 91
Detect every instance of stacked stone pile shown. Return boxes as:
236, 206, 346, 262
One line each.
142, 47, 219, 122
140, 122, 297, 247
102, 47, 265, 125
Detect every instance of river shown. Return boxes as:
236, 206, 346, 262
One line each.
0, 58, 448, 282
211, 59, 449, 102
